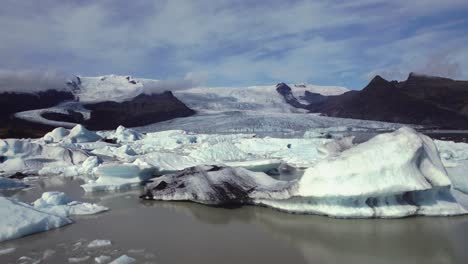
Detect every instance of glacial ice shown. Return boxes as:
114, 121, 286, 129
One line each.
95, 255, 112, 263
297, 127, 450, 198
0, 196, 72, 242
143, 165, 295, 205
87, 239, 112, 248
33, 191, 108, 217
44, 125, 102, 144
0, 137, 89, 176
81, 163, 155, 192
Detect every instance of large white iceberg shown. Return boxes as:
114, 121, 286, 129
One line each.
297, 127, 450, 197
0, 196, 72, 242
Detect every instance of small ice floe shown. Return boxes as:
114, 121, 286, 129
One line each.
95, 255, 112, 263
109, 255, 136, 264
87, 239, 112, 248
0, 247, 15, 256
68, 256, 91, 263
33, 191, 108, 217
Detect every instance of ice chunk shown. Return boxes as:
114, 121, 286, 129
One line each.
297, 127, 451, 197
257, 187, 467, 218
0, 177, 27, 189
143, 165, 295, 205
87, 239, 112, 248
0, 196, 71, 242
43, 127, 71, 143
81, 163, 155, 192
109, 255, 136, 264
69, 256, 91, 263
111, 126, 144, 143
95, 255, 112, 263
33, 191, 108, 217
0, 138, 89, 175
66, 125, 102, 143
317, 136, 354, 156
43, 125, 101, 144
0, 247, 15, 256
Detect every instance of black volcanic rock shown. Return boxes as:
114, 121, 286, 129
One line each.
83, 91, 195, 130
313, 74, 468, 129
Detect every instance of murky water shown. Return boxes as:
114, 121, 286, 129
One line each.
1, 177, 468, 264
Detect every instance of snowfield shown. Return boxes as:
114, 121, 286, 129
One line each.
1, 124, 468, 222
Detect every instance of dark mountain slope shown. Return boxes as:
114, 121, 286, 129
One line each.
315, 75, 468, 129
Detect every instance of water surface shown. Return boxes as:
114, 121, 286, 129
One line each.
1, 177, 467, 264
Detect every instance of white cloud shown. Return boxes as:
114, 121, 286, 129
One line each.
0, 70, 71, 93
0, 0, 467, 88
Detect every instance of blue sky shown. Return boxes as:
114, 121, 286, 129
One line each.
1, 0, 468, 89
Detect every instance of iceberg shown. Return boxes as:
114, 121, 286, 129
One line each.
81, 163, 155, 192
143, 165, 295, 205
0, 196, 72, 242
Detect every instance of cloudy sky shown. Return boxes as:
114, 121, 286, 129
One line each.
1, 0, 468, 89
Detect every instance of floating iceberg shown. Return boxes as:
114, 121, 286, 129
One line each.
81, 163, 155, 192
33, 191, 108, 217
143, 165, 295, 205
0, 196, 72, 242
